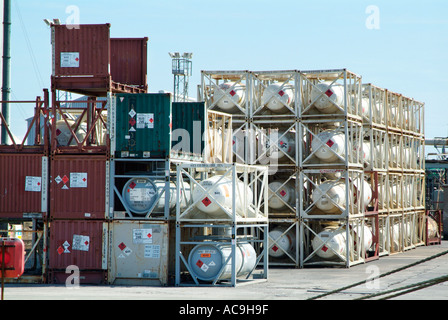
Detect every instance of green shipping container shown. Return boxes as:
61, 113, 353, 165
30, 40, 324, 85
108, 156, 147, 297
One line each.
112, 93, 205, 160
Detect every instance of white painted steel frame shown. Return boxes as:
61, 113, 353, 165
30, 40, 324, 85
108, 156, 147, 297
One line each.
300, 216, 372, 268
251, 70, 300, 118
299, 118, 364, 168
300, 69, 362, 120
174, 222, 268, 287
176, 163, 269, 223
201, 70, 252, 117
267, 219, 300, 267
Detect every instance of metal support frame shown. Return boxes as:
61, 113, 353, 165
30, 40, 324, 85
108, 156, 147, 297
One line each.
176, 163, 269, 223
109, 158, 194, 220
267, 219, 300, 267
201, 70, 252, 117
174, 222, 268, 287
50, 90, 109, 154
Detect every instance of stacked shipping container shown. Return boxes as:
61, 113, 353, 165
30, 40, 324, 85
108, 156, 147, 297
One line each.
47, 23, 149, 284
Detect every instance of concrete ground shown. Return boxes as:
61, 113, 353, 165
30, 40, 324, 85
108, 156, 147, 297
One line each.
2, 241, 447, 301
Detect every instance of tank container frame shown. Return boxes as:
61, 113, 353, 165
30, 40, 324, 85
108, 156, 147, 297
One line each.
50, 91, 109, 155
299, 69, 362, 120
205, 110, 233, 164
299, 214, 379, 268
250, 70, 300, 119
200, 70, 252, 119
176, 163, 269, 223
299, 168, 371, 219
174, 222, 268, 287
362, 83, 387, 128
266, 218, 300, 267
108, 158, 200, 220
299, 118, 364, 169
249, 119, 299, 168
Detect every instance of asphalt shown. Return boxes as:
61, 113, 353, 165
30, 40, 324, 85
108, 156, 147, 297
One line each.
2, 241, 447, 301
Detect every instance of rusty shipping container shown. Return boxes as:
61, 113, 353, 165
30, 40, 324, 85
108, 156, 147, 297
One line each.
48, 220, 108, 284
0, 153, 48, 219
49, 155, 107, 220
110, 38, 148, 89
51, 23, 148, 96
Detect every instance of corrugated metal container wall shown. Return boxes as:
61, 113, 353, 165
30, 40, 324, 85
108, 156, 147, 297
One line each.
48, 220, 108, 284
113, 93, 172, 158
110, 38, 148, 89
108, 220, 170, 286
172, 101, 206, 159
52, 24, 110, 77
112, 94, 206, 159
0, 153, 47, 219
50, 155, 107, 219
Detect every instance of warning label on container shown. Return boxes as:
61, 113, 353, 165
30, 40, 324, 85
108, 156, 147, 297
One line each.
144, 245, 160, 258
60, 52, 80, 68
136, 113, 154, 129
133, 229, 153, 244
70, 172, 87, 188
25, 176, 42, 192
72, 234, 90, 252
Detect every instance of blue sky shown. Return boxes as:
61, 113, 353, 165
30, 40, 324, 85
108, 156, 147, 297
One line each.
7, 0, 448, 154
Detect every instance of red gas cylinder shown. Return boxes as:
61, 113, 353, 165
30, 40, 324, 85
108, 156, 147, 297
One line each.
0, 238, 25, 278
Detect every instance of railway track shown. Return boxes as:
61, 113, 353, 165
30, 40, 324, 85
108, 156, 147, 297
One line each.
307, 249, 448, 300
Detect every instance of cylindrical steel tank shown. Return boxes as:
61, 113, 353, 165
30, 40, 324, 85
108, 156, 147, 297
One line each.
262, 83, 294, 113
269, 226, 296, 259
192, 175, 253, 218
268, 180, 296, 210
55, 119, 87, 146
188, 242, 257, 282
213, 82, 246, 113
311, 179, 372, 213
263, 131, 296, 162
311, 224, 373, 260
122, 178, 190, 215
311, 130, 347, 162
310, 82, 345, 113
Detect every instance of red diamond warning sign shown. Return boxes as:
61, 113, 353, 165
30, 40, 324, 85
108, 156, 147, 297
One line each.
118, 242, 126, 251
129, 118, 136, 126
129, 181, 137, 189
57, 246, 64, 255
325, 89, 333, 97
202, 197, 212, 207
229, 90, 236, 97
196, 260, 204, 268
280, 190, 287, 197
147, 232, 152, 239
278, 90, 285, 97
322, 245, 328, 252
326, 139, 334, 147
272, 245, 279, 252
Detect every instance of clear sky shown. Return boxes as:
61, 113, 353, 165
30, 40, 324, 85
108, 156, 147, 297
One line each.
6, 0, 448, 155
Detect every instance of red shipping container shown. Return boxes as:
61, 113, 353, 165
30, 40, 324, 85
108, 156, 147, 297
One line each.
50, 155, 107, 220
48, 220, 108, 284
0, 153, 48, 219
110, 37, 148, 89
51, 24, 147, 96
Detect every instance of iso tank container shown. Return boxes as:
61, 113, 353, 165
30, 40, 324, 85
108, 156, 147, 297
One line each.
48, 220, 108, 284
0, 154, 48, 219
108, 220, 171, 286
49, 155, 107, 220
111, 93, 205, 160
